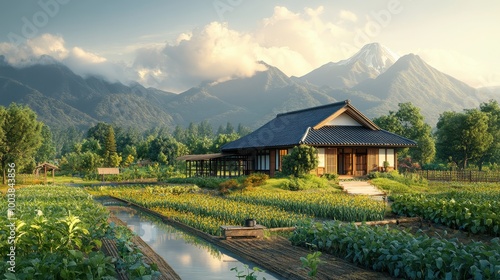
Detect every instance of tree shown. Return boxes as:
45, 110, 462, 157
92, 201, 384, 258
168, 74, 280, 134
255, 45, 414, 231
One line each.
237, 123, 252, 136
478, 100, 500, 169
435, 109, 493, 169
104, 126, 119, 167
81, 138, 101, 154
87, 122, 112, 146
148, 136, 189, 165
173, 125, 187, 143
281, 145, 318, 177
53, 126, 84, 156
373, 102, 435, 165
0, 104, 43, 183
34, 124, 56, 164
198, 120, 214, 138
211, 133, 240, 152
80, 151, 103, 173
225, 122, 235, 134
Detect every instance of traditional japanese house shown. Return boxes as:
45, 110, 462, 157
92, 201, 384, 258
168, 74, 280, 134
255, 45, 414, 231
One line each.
177, 100, 417, 177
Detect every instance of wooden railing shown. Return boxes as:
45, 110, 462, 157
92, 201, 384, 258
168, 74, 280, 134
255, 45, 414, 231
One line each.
414, 170, 500, 183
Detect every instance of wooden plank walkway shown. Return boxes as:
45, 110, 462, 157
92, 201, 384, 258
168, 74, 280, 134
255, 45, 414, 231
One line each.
215, 236, 394, 280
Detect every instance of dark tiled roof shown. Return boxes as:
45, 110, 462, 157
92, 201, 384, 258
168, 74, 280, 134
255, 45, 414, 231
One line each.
221, 100, 416, 151
222, 101, 348, 150
303, 126, 417, 147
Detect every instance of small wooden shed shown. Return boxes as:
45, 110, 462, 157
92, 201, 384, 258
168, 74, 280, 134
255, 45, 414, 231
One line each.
33, 162, 59, 184
97, 168, 120, 181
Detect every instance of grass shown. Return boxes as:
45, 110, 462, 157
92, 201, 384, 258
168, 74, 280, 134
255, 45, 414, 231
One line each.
52, 175, 100, 185
259, 178, 290, 191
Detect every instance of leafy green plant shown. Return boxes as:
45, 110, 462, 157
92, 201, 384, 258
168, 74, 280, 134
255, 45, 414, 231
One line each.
300, 251, 324, 278
231, 265, 267, 280
391, 189, 500, 235
290, 221, 500, 279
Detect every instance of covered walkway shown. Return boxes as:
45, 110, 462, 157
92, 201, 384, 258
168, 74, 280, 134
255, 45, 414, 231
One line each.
177, 153, 251, 178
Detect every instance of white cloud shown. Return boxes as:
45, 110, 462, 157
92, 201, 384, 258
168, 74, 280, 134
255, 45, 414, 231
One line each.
0, 33, 136, 83
133, 22, 268, 92
339, 10, 358, 22
0, 33, 68, 65
254, 6, 356, 74
128, 6, 363, 91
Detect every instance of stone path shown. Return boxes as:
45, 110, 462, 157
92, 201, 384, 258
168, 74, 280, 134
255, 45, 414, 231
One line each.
339, 180, 386, 197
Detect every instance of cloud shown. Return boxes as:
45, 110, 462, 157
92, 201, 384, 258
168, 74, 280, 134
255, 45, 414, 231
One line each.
133, 22, 268, 92
130, 6, 369, 91
0, 6, 367, 92
0, 33, 136, 83
339, 10, 358, 22
0, 33, 68, 65
254, 6, 356, 74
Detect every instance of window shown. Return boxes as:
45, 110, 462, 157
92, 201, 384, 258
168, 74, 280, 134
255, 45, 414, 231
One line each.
317, 148, 325, 167
378, 148, 394, 167
255, 150, 270, 170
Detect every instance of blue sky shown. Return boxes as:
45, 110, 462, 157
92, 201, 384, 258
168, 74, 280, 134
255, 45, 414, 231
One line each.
0, 0, 499, 92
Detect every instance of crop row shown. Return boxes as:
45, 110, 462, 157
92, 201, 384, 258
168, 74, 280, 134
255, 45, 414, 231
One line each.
0, 185, 159, 279
103, 189, 310, 229
226, 189, 386, 222
290, 221, 500, 279
391, 189, 500, 235
0, 186, 115, 279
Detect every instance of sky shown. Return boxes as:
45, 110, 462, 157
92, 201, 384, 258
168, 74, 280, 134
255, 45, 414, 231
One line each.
0, 0, 499, 92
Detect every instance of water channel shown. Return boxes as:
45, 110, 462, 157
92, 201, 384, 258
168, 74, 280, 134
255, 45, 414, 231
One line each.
99, 199, 281, 280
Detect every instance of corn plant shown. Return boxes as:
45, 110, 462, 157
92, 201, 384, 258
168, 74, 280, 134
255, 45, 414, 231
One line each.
226, 189, 386, 221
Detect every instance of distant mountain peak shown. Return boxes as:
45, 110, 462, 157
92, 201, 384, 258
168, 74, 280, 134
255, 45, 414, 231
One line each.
337, 42, 399, 73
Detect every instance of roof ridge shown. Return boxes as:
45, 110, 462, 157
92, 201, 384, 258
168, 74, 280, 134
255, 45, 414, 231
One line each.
276, 100, 349, 117
299, 127, 311, 144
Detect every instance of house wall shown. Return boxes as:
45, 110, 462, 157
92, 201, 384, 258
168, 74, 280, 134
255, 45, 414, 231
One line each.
325, 113, 362, 126
252, 146, 398, 177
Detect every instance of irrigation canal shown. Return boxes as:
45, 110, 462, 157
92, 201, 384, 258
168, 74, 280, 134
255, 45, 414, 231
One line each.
98, 198, 281, 280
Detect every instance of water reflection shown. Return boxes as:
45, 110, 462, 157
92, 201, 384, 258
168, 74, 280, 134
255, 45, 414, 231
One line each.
108, 206, 281, 280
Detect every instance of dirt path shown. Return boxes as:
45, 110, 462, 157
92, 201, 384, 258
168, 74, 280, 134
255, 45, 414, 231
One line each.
108, 196, 395, 280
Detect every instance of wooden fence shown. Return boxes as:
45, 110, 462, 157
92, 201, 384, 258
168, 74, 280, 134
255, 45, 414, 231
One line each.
414, 170, 500, 183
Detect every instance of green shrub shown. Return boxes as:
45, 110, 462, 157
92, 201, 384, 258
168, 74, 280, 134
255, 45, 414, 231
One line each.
282, 145, 318, 177
165, 177, 227, 189
281, 175, 330, 191
219, 179, 240, 194
243, 173, 269, 188
321, 173, 339, 183
368, 171, 427, 187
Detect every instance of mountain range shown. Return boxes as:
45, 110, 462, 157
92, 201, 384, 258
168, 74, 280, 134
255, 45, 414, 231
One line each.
0, 43, 497, 133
